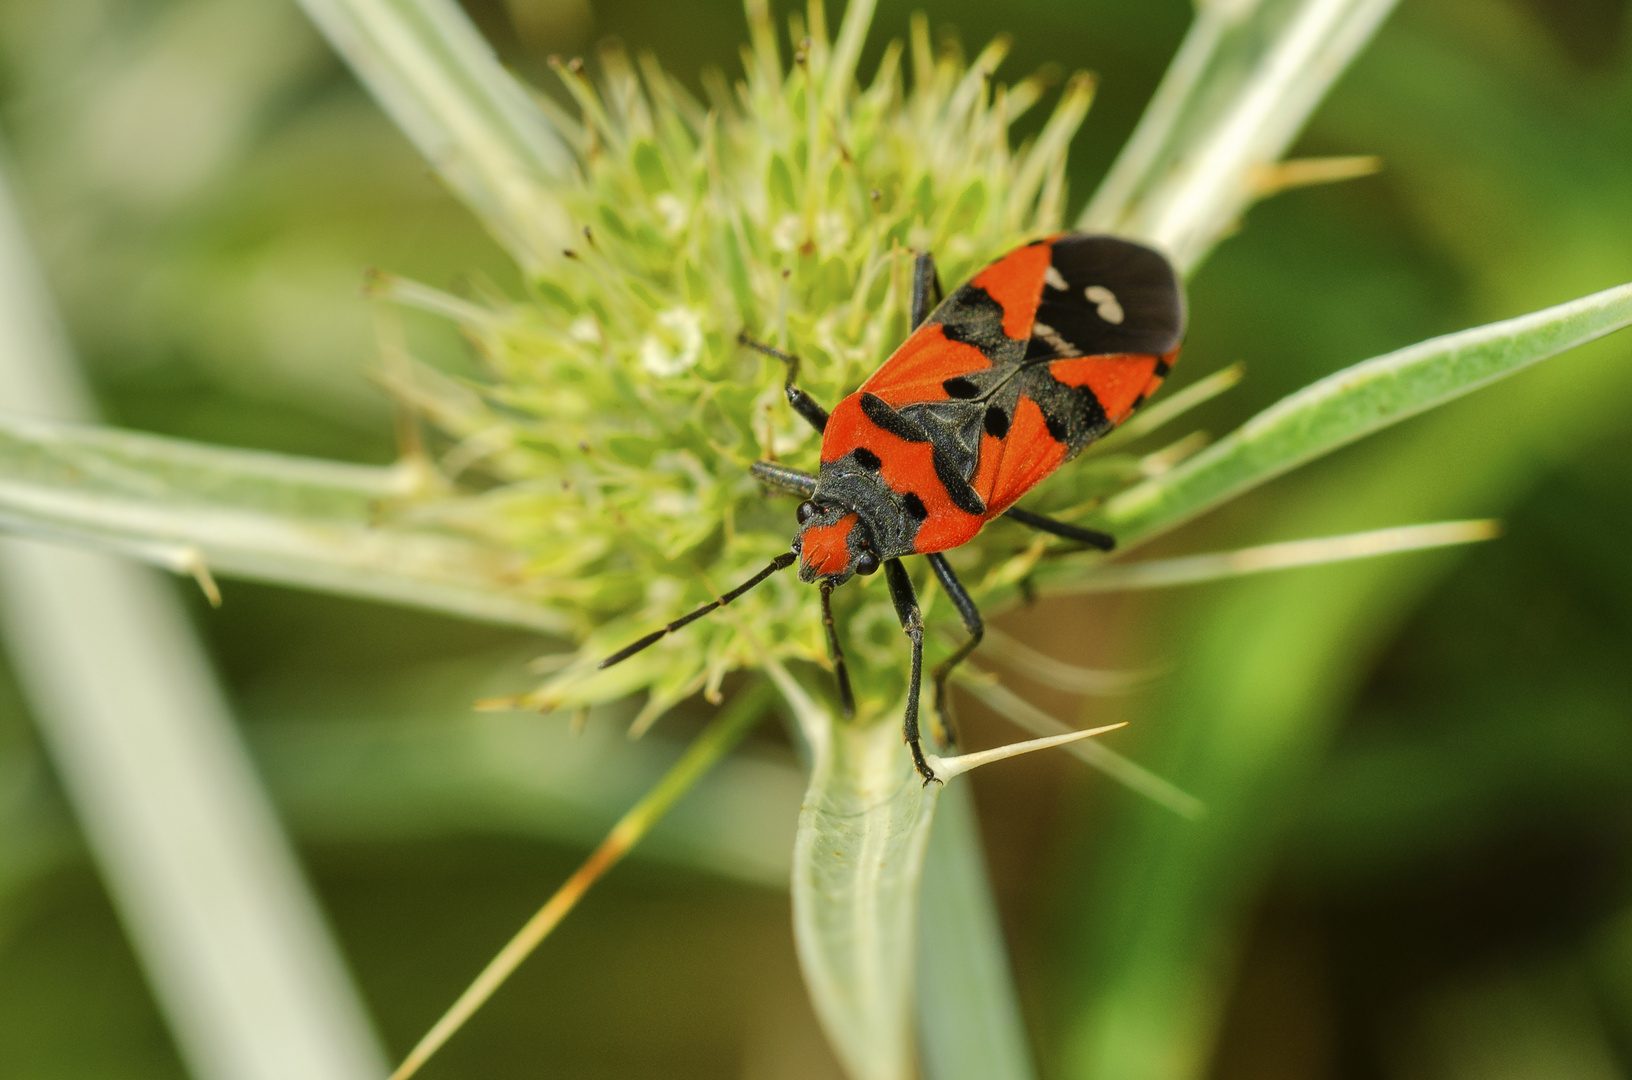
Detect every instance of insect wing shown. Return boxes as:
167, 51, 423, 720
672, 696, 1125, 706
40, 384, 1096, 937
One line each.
856, 321, 994, 407
967, 394, 1070, 518
859, 242, 1055, 406
1045, 351, 1175, 426
1025, 234, 1185, 361
969, 235, 1186, 510
829, 234, 1186, 548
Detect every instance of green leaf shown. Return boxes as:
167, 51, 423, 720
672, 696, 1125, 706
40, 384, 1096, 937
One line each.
792, 714, 938, 1080
291, 0, 573, 270
1054, 288, 1632, 1079
0, 412, 568, 632
1082, 0, 1404, 270
1085, 280, 1632, 554
917, 783, 1037, 1080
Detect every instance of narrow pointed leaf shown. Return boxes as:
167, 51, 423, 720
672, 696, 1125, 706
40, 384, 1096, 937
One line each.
1079, 282, 1632, 557
388, 682, 775, 1080
293, 0, 573, 270
1051, 520, 1498, 594
959, 672, 1206, 820
1083, 0, 1403, 270
0, 412, 566, 632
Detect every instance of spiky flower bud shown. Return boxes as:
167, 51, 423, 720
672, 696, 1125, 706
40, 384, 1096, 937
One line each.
380, 11, 1114, 735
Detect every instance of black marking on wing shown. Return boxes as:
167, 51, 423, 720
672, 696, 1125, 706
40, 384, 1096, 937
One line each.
901, 492, 929, 520
941, 376, 980, 398
859, 393, 930, 442
933, 447, 987, 516
852, 447, 882, 470
1013, 364, 1113, 459
983, 405, 1010, 438
1042, 404, 1069, 443
899, 400, 984, 483
931, 283, 1026, 364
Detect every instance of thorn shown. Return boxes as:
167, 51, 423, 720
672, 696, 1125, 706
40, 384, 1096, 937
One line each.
1250, 155, 1382, 197
927, 722, 1127, 780
176, 548, 221, 607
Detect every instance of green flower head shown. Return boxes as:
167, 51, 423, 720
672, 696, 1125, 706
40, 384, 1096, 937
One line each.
386, 7, 1104, 734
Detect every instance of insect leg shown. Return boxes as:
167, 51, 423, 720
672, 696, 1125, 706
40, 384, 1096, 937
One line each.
819, 579, 856, 718
1004, 506, 1117, 551
749, 460, 817, 498
909, 251, 945, 330
737, 331, 829, 433
925, 553, 983, 747
884, 558, 938, 785
600, 552, 797, 668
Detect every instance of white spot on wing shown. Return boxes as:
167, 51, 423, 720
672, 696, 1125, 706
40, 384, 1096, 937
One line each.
1030, 320, 1081, 358
1044, 266, 1068, 291
1084, 285, 1124, 324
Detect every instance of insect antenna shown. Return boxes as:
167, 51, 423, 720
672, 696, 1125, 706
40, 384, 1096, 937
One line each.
819, 579, 856, 717
599, 552, 798, 668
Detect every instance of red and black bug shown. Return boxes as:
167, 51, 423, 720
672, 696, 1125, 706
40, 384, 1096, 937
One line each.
602, 233, 1186, 783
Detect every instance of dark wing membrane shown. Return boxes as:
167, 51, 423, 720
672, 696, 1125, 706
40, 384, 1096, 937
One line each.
1024, 234, 1186, 361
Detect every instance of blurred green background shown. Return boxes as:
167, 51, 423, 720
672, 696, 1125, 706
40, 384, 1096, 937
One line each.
1, 0, 1630, 1077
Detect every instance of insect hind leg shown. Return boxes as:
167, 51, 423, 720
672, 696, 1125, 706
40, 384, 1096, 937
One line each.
925, 553, 982, 748
1004, 506, 1116, 551
738, 331, 830, 434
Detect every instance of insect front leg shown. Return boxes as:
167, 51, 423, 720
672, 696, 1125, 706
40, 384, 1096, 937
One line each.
909, 251, 945, 331
884, 558, 938, 785
749, 460, 817, 498
925, 553, 982, 747
819, 579, 856, 718
737, 331, 830, 434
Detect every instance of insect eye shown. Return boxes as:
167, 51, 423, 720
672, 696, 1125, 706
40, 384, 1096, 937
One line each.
854, 551, 880, 575
796, 500, 819, 524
